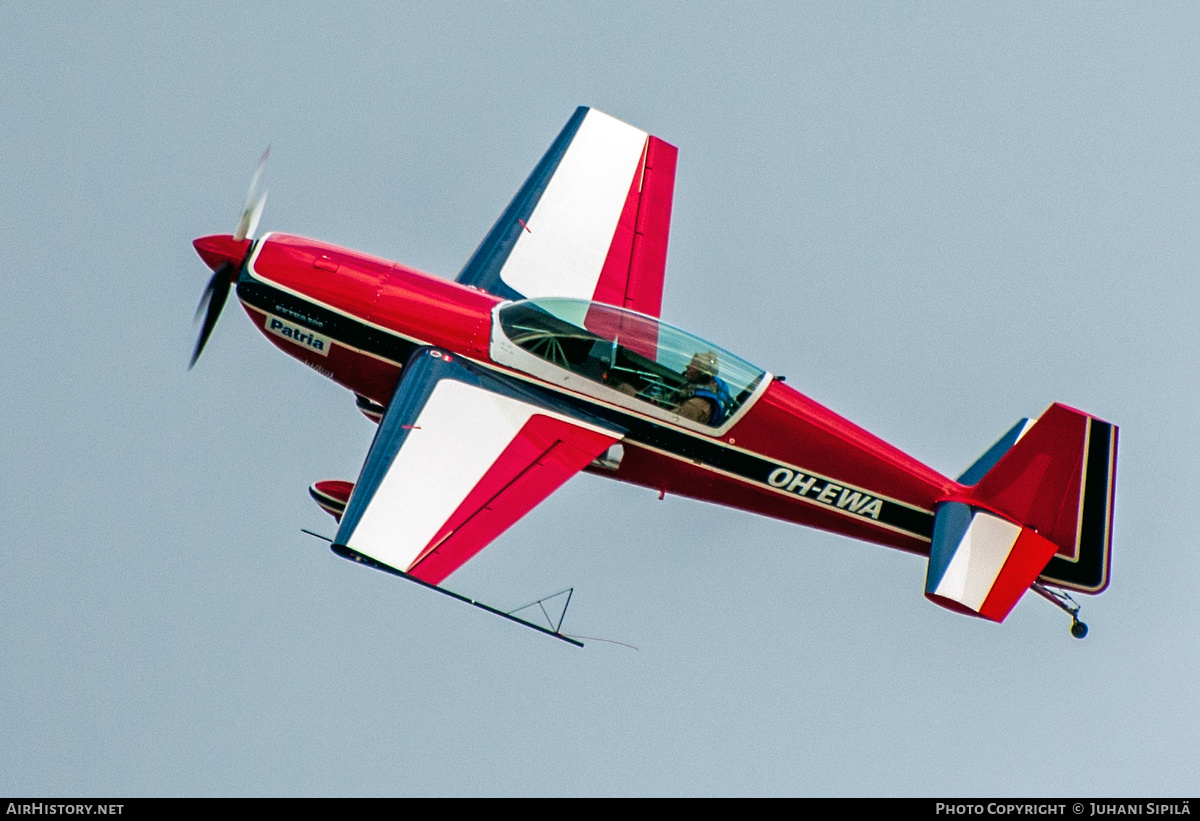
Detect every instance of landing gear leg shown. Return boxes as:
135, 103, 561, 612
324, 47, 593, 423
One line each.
1032, 582, 1088, 639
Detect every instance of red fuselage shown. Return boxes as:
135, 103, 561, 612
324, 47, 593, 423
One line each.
202, 231, 963, 556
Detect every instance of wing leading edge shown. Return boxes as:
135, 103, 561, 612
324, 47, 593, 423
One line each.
456, 106, 677, 318
334, 347, 623, 585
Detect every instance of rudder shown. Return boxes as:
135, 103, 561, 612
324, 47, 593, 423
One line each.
926, 404, 1117, 622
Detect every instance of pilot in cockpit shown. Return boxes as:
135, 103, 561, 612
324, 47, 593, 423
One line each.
673, 351, 733, 425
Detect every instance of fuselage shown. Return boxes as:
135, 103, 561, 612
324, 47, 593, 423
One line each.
204, 231, 963, 556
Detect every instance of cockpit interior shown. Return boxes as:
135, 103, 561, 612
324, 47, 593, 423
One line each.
496, 298, 766, 427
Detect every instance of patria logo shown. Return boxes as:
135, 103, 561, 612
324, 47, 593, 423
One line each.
266, 315, 331, 356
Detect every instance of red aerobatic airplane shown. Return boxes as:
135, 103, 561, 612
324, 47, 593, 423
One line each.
192, 108, 1117, 643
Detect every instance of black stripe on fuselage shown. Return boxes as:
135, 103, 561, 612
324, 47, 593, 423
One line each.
577, 412, 934, 540
237, 275, 420, 371
238, 272, 935, 542
1040, 419, 1114, 592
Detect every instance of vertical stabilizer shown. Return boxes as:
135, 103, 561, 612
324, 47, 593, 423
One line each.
926, 404, 1117, 621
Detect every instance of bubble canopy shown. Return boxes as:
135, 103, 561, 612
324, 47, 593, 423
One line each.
496, 298, 767, 425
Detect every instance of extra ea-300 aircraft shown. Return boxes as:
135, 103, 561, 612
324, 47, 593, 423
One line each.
191, 107, 1117, 644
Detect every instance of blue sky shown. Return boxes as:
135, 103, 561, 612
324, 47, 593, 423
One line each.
2, 2, 1197, 795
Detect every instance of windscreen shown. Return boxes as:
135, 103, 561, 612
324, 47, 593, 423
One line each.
498, 298, 765, 426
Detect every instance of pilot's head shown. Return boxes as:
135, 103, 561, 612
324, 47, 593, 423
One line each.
685, 351, 719, 382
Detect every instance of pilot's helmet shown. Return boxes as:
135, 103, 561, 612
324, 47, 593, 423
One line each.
689, 351, 719, 378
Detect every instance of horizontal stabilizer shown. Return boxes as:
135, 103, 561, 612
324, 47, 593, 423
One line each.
925, 503, 1059, 622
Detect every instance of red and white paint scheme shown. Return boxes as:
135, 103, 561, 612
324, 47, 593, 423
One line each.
191, 107, 1117, 641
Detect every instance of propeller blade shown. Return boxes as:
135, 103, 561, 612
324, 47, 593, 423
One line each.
233, 146, 270, 241
190, 262, 233, 369
243, 190, 268, 244
191, 148, 269, 368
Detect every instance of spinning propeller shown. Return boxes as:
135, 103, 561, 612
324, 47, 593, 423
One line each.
189, 147, 270, 368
